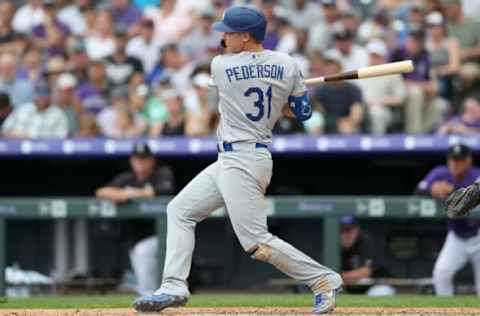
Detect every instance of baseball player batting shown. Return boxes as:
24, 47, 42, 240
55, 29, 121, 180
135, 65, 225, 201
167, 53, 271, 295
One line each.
133, 6, 343, 314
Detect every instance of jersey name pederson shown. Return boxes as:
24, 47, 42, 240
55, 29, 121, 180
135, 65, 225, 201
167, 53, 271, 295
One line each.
225, 64, 284, 83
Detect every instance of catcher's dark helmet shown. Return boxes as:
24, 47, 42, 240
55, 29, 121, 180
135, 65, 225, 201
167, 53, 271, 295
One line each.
212, 6, 267, 42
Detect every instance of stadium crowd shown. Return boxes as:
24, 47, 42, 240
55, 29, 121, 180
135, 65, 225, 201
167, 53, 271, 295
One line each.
0, 0, 479, 138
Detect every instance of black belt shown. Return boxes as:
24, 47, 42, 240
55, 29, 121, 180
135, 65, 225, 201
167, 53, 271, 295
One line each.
217, 142, 268, 152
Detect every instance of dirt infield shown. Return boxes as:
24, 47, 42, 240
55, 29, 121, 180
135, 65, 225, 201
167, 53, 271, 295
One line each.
1, 308, 480, 316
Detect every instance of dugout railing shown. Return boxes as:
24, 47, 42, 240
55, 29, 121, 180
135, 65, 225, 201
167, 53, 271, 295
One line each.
0, 196, 478, 296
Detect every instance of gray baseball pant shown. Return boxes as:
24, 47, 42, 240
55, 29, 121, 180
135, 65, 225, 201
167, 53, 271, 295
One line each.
156, 145, 342, 297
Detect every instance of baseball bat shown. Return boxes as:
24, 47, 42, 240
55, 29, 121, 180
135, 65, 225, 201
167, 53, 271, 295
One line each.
305, 60, 414, 85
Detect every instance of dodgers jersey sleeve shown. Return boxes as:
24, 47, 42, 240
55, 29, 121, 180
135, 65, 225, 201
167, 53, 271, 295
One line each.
210, 50, 302, 144
291, 60, 307, 96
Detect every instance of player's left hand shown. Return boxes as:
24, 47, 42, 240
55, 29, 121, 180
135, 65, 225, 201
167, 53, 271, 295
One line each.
445, 182, 480, 218
281, 104, 295, 118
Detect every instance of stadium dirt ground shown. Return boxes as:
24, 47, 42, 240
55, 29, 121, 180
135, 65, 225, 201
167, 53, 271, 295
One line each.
1, 294, 480, 316
2, 307, 480, 315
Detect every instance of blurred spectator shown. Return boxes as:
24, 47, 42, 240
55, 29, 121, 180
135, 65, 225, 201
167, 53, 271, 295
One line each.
57, 0, 88, 36
425, 11, 460, 102
340, 9, 361, 39
443, 0, 480, 63
393, 3, 426, 47
0, 1, 24, 55
2, 81, 68, 138
45, 56, 68, 89
85, 9, 116, 60
425, 0, 444, 13
110, 0, 143, 33
126, 18, 160, 74
133, 0, 160, 10
302, 110, 325, 136
415, 143, 480, 296
144, 0, 193, 46
305, 50, 327, 136
114, 106, 143, 138
0, 92, 12, 129
307, 0, 340, 52
438, 94, 480, 135
340, 215, 391, 295
358, 7, 393, 45
12, 0, 44, 35
357, 40, 407, 134
131, 83, 169, 137
18, 47, 44, 85
80, 3, 97, 36
96, 142, 174, 295
211, 0, 227, 19
180, 8, 221, 63
184, 72, 214, 136
390, 29, 448, 133
75, 113, 100, 138
285, 0, 324, 31
455, 63, 480, 108
461, 0, 480, 21
0, 0, 478, 139
32, 0, 71, 56
97, 87, 143, 138
75, 61, 110, 115
105, 30, 143, 90
0, 53, 34, 107
148, 44, 194, 91
329, 24, 369, 72
275, 17, 298, 54
161, 89, 186, 136
308, 49, 327, 78
260, 0, 280, 50
313, 53, 364, 134
54, 72, 78, 137
408, 3, 426, 30
127, 84, 147, 133
66, 39, 89, 84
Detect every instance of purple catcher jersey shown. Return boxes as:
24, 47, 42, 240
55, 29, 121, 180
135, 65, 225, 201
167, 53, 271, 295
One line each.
417, 166, 480, 238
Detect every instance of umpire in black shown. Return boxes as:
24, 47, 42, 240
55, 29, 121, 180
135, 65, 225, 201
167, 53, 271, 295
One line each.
96, 142, 174, 295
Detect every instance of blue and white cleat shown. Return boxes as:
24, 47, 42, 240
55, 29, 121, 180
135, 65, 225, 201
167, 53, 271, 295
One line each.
132, 293, 187, 313
313, 287, 341, 314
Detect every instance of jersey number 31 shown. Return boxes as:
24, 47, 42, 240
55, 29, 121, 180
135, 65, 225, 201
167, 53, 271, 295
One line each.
245, 86, 272, 122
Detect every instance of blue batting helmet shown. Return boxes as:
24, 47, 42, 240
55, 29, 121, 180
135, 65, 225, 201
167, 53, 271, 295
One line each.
212, 6, 267, 42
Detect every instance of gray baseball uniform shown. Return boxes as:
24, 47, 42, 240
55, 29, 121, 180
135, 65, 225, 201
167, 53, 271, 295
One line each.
157, 50, 342, 297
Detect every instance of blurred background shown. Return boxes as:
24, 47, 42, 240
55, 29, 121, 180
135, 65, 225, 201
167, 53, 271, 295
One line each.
0, 0, 480, 299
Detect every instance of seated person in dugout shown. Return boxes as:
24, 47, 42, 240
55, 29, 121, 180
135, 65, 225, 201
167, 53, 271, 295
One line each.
340, 215, 392, 295
96, 142, 174, 295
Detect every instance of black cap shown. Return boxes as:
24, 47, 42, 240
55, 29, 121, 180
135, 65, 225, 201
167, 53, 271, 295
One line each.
332, 25, 354, 40
447, 143, 472, 160
132, 142, 154, 157
408, 27, 425, 40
